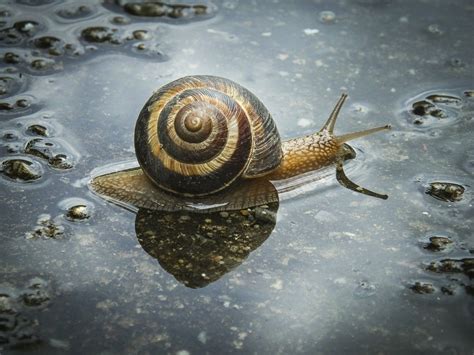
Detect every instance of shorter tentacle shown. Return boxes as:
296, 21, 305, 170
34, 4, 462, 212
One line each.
335, 160, 388, 200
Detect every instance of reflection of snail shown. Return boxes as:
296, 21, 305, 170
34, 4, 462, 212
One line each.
135, 203, 278, 288
91, 75, 390, 212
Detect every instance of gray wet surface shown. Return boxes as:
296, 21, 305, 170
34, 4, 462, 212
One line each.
1, 0, 473, 353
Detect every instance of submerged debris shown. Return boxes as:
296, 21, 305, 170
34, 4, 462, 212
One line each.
24, 138, 74, 169
426, 182, 465, 202
409, 92, 464, 126
26, 214, 64, 240
426, 258, 474, 278
26, 124, 48, 137
424, 236, 453, 252
81, 26, 120, 44
410, 282, 435, 294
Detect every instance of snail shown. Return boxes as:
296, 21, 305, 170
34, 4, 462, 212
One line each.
90, 75, 390, 212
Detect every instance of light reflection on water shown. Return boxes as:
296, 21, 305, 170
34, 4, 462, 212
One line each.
0, 0, 473, 353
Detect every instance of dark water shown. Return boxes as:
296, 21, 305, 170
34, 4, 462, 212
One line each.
1, 0, 473, 354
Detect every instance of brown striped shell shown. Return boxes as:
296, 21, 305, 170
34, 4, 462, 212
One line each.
134, 75, 283, 196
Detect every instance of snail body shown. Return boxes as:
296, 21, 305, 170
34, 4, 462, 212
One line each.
91, 75, 390, 212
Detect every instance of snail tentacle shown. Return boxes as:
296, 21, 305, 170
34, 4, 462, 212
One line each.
335, 160, 388, 200
321, 93, 348, 133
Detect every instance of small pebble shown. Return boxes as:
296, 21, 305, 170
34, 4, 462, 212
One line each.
1, 158, 42, 181
426, 182, 465, 202
410, 282, 435, 294
66, 205, 90, 221
424, 236, 453, 252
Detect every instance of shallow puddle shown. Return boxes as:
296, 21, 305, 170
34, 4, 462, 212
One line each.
1, 0, 473, 353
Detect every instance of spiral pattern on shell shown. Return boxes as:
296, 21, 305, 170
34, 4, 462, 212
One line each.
134, 75, 282, 196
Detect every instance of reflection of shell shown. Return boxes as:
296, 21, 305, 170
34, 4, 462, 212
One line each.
135, 203, 278, 288
134, 76, 282, 196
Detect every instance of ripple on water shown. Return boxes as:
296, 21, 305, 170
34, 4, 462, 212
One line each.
401, 89, 473, 130
414, 174, 469, 205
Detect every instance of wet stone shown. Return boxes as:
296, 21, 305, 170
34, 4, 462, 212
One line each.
254, 206, 276, 224
134, 43, 146, 51
81, 26, 119, 44
0, 98, 29, 112
424, 236, 453, 252
132, 30, 149, 41
410, 282, 435, 294
426, 182, 465, 202
33, 36, 64, 55
412, 100, 434, 116
66, 205, 90, 221
48, 154, 73, 169
3, 52, 20, 64
0, 102, 14, 111
16, 99, 28, 108
1, 158, 42, 181
464, 90, 474, 98
119, 1, 210, 19
427, 258, 474, 277
26, 124, 48, 137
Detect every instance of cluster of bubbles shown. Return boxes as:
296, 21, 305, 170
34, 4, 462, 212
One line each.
1, 6, 213, 348
0, 0, 214, 185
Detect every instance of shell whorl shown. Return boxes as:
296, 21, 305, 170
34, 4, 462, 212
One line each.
134, 75, 282, 196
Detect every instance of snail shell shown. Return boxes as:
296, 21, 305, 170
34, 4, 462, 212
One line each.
134, 75, 282, 196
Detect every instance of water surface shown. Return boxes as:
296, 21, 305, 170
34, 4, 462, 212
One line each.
1, 0, 473, 353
